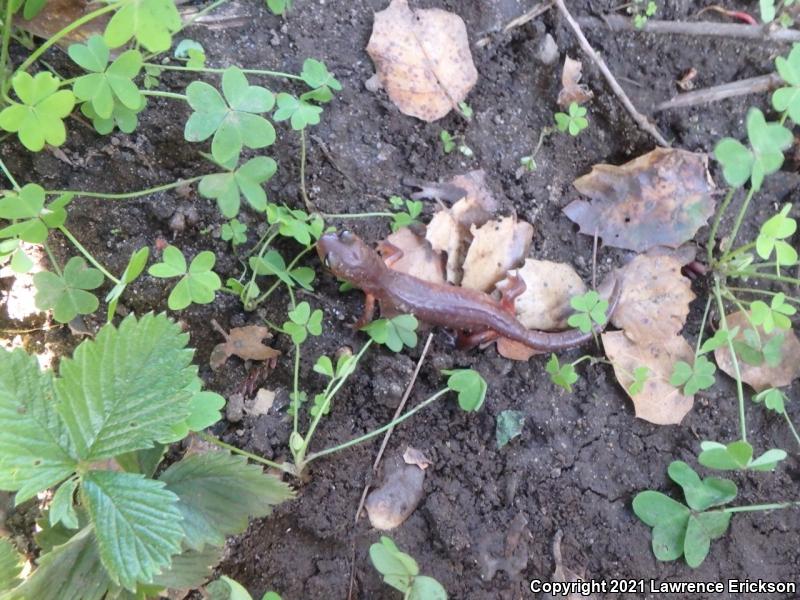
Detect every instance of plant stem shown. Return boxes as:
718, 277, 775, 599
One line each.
721, 186, 756, 255
726, 286, 800, 305
714, 277, 747, 443
0, 0, 13, 97
16, 2, 120, 74
736, 271, 800, 286
291, 340, 301, 439
0, 157, 19, 189
321, 212, 395, 219
707, 187, 736, 263
198, 432, 296, 475
303, 389, 449, 464
722, 501, 800, 513
720, 241, 756, 264
58, 225, 120, 283
47, 175, 204, 199
694, 295, 713, 356
251, 245, 314, 307
299, 128, 312, 213
784, 410, 800, 448
142, 62, 303, 80
141, 90, 188, 101
42, 241, 62, 276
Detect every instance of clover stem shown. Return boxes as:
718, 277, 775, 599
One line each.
42, 241, 63, 276
714, 277, 747, 443
15, 2, 120, 74
694, 295, 713, 357
58, 225, 120, 284
722, 186, 756, 256
170, 0, 231, 38
735, 270, 800, 286
0, 0, 13, 97
251, 245, 314, 307
0, 157, 19, 189
722, 501, 800, 513
720, 241, 756, 265
725, 286, 800, 305
198, 432, 296, 475
140, 90, 188, 101
320, 212, 395, 219
707, 187, 735, 264
290, 340, 302, 445
141, 62, 304, 81
47, 175, 204, 199
783, 410, 800, 448
299, 128, 312, 212
303, 388, 449, 465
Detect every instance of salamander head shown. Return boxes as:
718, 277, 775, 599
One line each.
317, 230, 386, 286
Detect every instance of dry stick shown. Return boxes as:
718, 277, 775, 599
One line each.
476, 1, 553, 47
553, 0, 671, 147
656, 73, 781, 112
577, 15, 800, 42
345, 333, 434, 600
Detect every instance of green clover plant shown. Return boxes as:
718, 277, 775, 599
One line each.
33, 256, 103, 323
148, 246, 222, 310
567, 290, 608, 333
555, 102, 588, 136
369, 536, 447, 600
199, 155, 277, 218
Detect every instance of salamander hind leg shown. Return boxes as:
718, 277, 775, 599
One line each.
352, 293, 377, 329
456, 329, 500, 350
495, 274, 526, 315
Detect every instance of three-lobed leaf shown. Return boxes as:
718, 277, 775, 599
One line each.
34, 256, 104, 323
104, 0, 181, 53
199, 156, 277, 218
443, 368, 486, 412
149, 246, 221, 310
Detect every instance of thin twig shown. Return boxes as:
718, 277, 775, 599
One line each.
554, 0, 670, 147
578, 15, 800, 42
476, 1, 554, 47
656, 73, 781, 112
591, 227, 599, 290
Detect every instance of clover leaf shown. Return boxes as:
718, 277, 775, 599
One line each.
713, 108, 793, 190
669, 356, 716, 396
546, 354, 578, 393
0, 184, 72, 244
249, 250, 315, 291
698, 327, 739, 354
266, 0, 292, 14
628, 366, 650, 395
266, 203, 323, 245
69, 36, 143, 120
389, 196, 423, 232
750, 293, 795, 333
199, 156, 277, 218
567, 290, 608, 333
0, 239, 33, 273
362, 314, 418, 352
185, 67, 276, 164
756, 203, 798, 267
698, 440, 787, 471
633, 461, 735, 568
221, 219, 247, 247
299, 58, 341, 104
555, 102, 588, 136
33, 257, 104, 322
443, 368, 487, 412
174, 39, 206, 69
148, 246, 221, 310
273, 93, 322, 130
282, 301, 323, 344
0, 71, 75, 151
773, 43, 800, 123
81, 96, 146, 135
753, 387, 787, 414
103, 0, 181, 53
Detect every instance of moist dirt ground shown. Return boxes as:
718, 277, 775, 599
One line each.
1, 1, 799, 598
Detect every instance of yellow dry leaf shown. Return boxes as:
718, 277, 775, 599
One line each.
461, 216, 533, 292
557, 55, 593, 108
382, 227, 446, 284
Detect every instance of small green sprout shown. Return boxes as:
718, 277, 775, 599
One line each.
0, 71, 76, 151
266, 0, 292, 15
443, 368, 487, 412
669, 356, 716, 396
369, 536, 447, 600
199, 155, 277, 218
755, 203, 798, 268
174, 39, 206, 69
249, 250, 315, 290
628, 366, 650, 395
143, 65, 162, 89
458, 101, 473, 120
567, 290, 608, 333
753, 387, 787, 413
105, 246, 149, 320
773, 43, 800, 122
496, 409, 524, 448
282, 301, 323, 344
633, 461, 736, 568
266, 203, 324, 245
698, 440, 786, 472
362, 314, 418, 352
698, 327, 739, 354
520, 155, 536, 172
546, 354, 578, 393
273, 93, 323, 130
300, 58, 342, 100
750, 293, 795, 333
554, 102, 588, 136
148, 246, 222, 310
632, 0, 657, 28
103, 0, 181, 53
221, 219, 248, 247
440, 129, 455, 153
0, 184, 71, 243
33, 256, 103, 322
389, 196, 423, 231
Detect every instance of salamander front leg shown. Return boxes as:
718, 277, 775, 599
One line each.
496, 274, 526, 315
456, 329, 499, 350
352, 293, 376, 329
377, 241, 405, 269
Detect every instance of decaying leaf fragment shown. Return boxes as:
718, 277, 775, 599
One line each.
461, 216, 533, 292
564, 149, 715, 252
714, 311, 800, 392
366, 0, 478, 121
209, 322, 281, 371
17, 0, 108, 47
557, 56, 593, 108
381, 227, 445, 284
603, 331, 694, 425
611, 255, 695, 345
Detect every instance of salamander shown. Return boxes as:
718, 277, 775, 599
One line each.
317, 230, 621, 352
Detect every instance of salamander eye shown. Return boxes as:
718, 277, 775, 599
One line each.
340, 230, 354, 244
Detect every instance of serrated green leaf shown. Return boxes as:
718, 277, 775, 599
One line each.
81, 470, 184, 590
0, 538, 23, 593
160, 451, 294, 551
55, 313, 195, 460
49, 477, 80, 529
152, 545, 222, 590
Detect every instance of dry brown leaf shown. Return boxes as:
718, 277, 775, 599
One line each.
603, 331, 694, 425
564, 148, 715, 252
612, 255, 695, 345
18, 0, 108, 46
381, 227, 446, 284
461, 216, 533, 292
714, 311, 800, 392
448, 170, 497, 227
209, 323, 280, 371
366, 0, 478, 122
506, 259, 587, 330
496, 337, 539, 361
402, 446, 432, 469
557, 56, 593, 107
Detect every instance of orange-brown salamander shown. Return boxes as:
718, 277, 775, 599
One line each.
317, 231, 621, 353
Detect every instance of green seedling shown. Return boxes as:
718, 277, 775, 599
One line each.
389, 196, 423, 231
713, 108, 793, 191
669, 356, 716, 396
207, 576, 282, 600
0, 71, 75, 151
0, 184, 71, 244
0, 314, 292, 595
184, 67, 276, 164
697, 440, 786, 471
103, 0, 181, 53
105, 246, 149, 319
628, 366, 650, 395
148, 245, 222, 310
773, 43, 800, 122
369, 536, 447, 600
266, 0, 292, 15
221, 219, 248, 247
732, 328, 783, 367
755, 203, 798, 269
33, 256, 103, 323
250, 250, 315, 291
554, 102, 588, 136
266, 203, 324, 245
546, 354, 579, 393
174, 39, 206, 69
753, 388, 800, 447
440, 129, 455, 153
299, 58, 342, 101
442, 368, 487, 412
567, 290, 608, 333
633, 461, 736, 568
199, 155, 277, 218
698, 327, 739, 354
496, 409, 525, 448
631, 0, 657, 28
282, 301, 323, 345
274, 93, 323, 130
519, 155, 537, 172
143, 64, 162, 89
362, 314, 419, 352
458, 101, 473, 120
750, 293, 795, 333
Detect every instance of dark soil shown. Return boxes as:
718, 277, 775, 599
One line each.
2, 0, 799, 598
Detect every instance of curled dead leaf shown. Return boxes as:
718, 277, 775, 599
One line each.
564, 149, 715, 252
209, 322, 281, 371
714, 311, 800, 392
366, 0, 478, 121
402, 446, 432, 469
505, 259, 587, 330
18, 0, 108, 46
603, 331, 694, 425
557, 56, 593, 108
461, 216, 533, 292
380, 227, 446, 284
612, 255, 695, 345
448, 170, 498, 227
